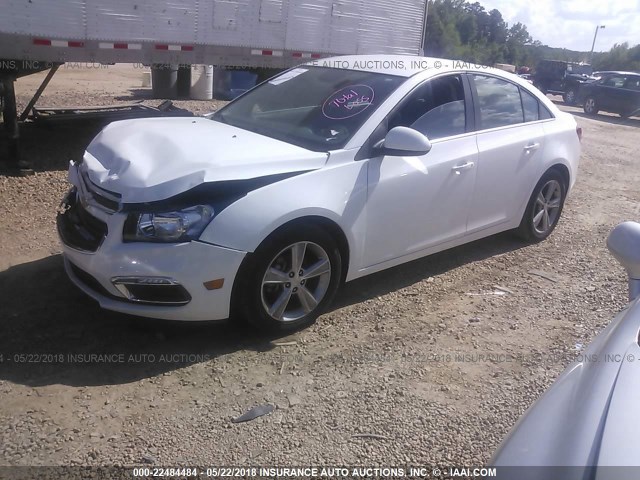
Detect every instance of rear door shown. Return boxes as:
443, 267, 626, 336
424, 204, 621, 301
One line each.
621, 76, 640, 115
466, 74, 549, 232
550, 63, 566, 92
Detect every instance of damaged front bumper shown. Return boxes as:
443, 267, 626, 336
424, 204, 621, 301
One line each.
58, 179, 247, 321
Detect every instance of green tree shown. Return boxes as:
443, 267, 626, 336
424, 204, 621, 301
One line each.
506, 22, 532, 65
421, 0, 639, 72
593, 43, 640, 71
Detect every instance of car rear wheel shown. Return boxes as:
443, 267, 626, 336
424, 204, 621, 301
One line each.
563, 88, 577, 105
236, 224, 342, 332
516, 171, 567, 242
584, 97, 599, 115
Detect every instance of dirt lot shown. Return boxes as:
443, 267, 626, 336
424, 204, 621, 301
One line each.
0, 65, 639, 469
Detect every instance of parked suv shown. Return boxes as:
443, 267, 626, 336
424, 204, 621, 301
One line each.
533, 60, 596, 105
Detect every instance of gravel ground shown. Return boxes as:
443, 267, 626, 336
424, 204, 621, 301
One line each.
0, 65, 639, 470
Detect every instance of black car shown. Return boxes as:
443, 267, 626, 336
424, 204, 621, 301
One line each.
533, 60, 596, 105
579, 72, 640, 118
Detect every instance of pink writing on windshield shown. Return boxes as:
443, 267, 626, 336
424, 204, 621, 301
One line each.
322, 85, 375, 119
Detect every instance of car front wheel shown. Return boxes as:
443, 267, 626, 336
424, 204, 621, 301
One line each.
237, 224, 342, 332
563, 88, 577, 105
516, 171, 567, 242
584, 97, 598, 115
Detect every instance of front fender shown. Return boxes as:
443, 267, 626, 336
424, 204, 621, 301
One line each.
198, 159, 369, 276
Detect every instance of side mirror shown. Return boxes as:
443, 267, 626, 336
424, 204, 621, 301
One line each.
377, 126, 432, 157
607, 221, 640, 301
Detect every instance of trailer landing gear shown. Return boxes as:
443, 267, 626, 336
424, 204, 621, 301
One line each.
1, 75, 33, 176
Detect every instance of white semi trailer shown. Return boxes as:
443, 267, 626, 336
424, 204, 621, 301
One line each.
0, 0, 427, 171
0, 0, 427, 67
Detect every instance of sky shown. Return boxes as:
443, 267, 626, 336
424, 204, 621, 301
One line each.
478, 0, 640, 52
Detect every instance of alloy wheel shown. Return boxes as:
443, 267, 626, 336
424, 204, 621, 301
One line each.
260, 241, 332, 322
585, 98, 596, 114
565, 89, 576, 105
532, 180, 562, 235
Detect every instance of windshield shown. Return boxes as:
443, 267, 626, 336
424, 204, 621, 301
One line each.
567, 64, 593, 76
213, 67, 406, 151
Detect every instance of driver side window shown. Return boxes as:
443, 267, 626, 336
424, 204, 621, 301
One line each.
388, 75, 467, 140
603, 76, 626, 88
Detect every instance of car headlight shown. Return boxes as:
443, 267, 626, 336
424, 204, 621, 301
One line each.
123, 205, 215, 243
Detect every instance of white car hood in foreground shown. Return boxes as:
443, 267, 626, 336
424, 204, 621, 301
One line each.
82, 117, 328, 203
491, 297, 640, 478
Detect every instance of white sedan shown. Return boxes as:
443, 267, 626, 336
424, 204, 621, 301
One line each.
57, 55, 581, 331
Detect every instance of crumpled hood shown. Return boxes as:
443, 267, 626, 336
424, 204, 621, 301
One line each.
83, 117, 328, 203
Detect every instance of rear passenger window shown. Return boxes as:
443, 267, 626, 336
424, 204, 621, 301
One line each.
521, 89, 539, 122
539, 103, 553, 119
473, 75, 523, 129
623, 77, 640, 90
520, 88, 553, 121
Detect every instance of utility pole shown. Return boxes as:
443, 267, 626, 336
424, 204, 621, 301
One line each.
589, 25, 605, 63
421, 1, 430, 56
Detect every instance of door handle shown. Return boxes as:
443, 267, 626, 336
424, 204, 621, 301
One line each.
452, 161, 475, 174
523, 142, 540, 153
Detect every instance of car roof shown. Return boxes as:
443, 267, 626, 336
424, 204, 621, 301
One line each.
303, 54, 506, 78
595, 71, 640, 76
539, 59, 590, 66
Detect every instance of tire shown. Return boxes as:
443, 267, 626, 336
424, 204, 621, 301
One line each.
583, 97, 599, 115
516, 170, 567, 242
235, 224, 342, 333
563, 88, 577, 106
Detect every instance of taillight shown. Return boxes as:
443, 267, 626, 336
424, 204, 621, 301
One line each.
576, 126, 583, 142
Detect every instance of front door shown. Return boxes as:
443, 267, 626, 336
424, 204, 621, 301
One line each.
598, 75, 627, 111
362, 74, 478, 268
